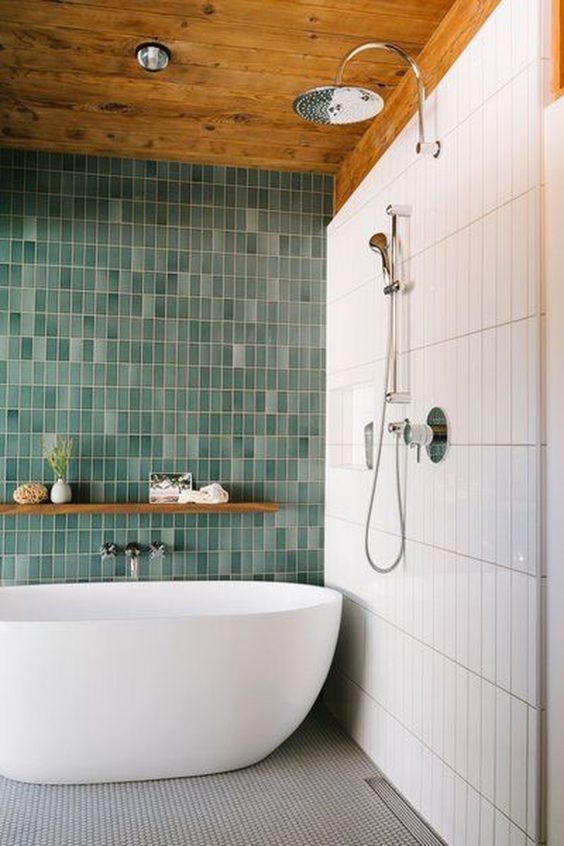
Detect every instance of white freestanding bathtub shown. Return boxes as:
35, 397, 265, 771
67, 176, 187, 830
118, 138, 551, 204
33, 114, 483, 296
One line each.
0, 580, 341, 784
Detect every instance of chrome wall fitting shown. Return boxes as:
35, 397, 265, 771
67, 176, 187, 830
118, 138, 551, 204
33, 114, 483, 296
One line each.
100, 542, 118, 560
149, 541, 166, 560
335, 44, 441, 158
386, 204, 412, 218
403, 420, 434, 462
397, 409, 449, 464
388, 420, 408, 437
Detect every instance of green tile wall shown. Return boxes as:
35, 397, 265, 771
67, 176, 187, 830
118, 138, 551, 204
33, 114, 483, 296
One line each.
0, 149, 332, 585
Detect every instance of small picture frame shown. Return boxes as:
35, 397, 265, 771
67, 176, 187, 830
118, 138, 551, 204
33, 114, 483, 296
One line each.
149, 472, 193, 504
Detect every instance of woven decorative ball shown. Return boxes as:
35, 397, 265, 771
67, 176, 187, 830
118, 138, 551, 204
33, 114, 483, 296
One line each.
13, 483, 49, 505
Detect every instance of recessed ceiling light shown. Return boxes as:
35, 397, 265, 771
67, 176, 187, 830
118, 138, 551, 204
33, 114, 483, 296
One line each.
135, 42, 171, 73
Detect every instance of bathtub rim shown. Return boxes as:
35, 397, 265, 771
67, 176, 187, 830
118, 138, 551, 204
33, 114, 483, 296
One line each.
0, 579, 342, 624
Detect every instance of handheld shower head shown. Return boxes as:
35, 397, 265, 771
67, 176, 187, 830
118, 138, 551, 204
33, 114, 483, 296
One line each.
369, 232, 391, 280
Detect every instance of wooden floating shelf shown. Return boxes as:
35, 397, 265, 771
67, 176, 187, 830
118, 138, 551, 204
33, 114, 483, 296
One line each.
0, 502, 279, 516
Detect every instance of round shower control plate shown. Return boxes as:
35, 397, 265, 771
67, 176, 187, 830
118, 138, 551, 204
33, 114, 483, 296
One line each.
426, 406, 448, 463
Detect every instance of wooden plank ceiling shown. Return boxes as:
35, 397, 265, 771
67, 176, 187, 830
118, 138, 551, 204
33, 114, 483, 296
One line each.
0, 0, 456, 174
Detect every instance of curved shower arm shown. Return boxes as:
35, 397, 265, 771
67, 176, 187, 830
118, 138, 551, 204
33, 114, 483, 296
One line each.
335, 42, 440, 158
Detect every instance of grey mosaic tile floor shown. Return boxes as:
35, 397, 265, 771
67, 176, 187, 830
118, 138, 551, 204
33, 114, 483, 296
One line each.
0, 707, 419, 846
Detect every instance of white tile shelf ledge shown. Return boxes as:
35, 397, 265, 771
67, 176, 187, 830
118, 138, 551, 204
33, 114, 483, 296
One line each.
0, 502, 279, 516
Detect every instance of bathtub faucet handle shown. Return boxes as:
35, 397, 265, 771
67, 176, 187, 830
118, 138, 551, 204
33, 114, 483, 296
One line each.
149, 541, 166, 560
100, 542, 118, 559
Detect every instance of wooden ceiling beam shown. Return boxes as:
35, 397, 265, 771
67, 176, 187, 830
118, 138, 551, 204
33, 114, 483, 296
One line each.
335, 0, 503, 210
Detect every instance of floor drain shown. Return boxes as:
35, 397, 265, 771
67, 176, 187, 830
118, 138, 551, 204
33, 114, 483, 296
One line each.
366, 773, 447, 846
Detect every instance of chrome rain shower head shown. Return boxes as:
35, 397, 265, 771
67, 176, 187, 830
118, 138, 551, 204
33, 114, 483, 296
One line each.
293, 41, 440, 158
369, 232, 391, 281
293, 85, 384, 125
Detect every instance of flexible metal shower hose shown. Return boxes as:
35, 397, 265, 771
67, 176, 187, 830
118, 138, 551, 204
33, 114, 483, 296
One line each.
364, 291, 406, 574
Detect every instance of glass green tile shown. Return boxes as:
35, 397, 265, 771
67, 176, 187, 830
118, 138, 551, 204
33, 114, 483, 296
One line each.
0, 147, 330, 586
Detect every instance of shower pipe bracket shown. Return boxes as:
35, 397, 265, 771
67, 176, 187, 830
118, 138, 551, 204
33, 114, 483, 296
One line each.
388, 420, 408, 436
336, 42, 441, 158
385, 203, 412, 293
383, 280, 401, 295
386, 204, 412, 218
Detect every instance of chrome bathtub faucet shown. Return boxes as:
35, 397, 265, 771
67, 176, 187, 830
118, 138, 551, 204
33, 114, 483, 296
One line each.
125, 542, 141, 580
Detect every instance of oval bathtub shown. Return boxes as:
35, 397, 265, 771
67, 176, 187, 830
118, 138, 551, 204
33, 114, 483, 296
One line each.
0, 580, 341, 784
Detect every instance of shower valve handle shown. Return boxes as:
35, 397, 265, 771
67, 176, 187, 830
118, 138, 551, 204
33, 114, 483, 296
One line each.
404, 421, 434, 463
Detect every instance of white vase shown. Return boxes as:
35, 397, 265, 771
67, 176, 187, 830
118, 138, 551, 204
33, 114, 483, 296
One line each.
50, 478, 72, 505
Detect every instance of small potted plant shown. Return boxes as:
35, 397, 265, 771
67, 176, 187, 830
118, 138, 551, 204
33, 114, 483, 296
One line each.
43, 436, 73, 504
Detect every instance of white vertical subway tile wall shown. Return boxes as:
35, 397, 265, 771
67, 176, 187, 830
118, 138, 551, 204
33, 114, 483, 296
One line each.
324, 0, 546, 844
